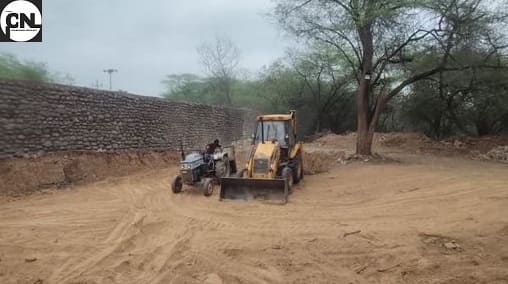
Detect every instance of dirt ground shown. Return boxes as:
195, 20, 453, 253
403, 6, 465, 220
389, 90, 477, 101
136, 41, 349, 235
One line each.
1, 134, 508, 283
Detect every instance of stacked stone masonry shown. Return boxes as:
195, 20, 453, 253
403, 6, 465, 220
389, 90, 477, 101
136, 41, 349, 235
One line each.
0, 79, 257, 157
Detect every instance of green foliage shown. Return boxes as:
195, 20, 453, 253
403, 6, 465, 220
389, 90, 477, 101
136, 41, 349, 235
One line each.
0, 53, 52, 82
258, 60, 305, 112
162, 74, 268, 108
0, 53, 74, 84
162, 74, 209, 103
402, 50, 508, 138
162, 48, 358, 136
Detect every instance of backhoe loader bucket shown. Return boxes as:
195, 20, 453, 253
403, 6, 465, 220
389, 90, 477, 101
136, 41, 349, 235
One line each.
220, 177, 288, 204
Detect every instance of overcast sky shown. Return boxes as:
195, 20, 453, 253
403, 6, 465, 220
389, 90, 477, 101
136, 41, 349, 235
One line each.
0, 0, 290, 96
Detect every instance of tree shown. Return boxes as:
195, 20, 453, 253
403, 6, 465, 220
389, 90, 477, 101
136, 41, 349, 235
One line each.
403, 49, 508, 138
197, 35, 241, 106
161, 73, 211, 103
273, 0, 507, 154
0, 53, 52, 82
288, 47, 353, 133
0, 53, 75, 84
258, 60, 304, 113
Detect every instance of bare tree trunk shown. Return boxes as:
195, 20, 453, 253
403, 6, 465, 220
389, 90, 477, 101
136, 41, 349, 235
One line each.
356, 24, 375, 155
315, 118, 321, 134
357, 96, 386, 155
356, 78, 371, 155
358, 129, 376, 155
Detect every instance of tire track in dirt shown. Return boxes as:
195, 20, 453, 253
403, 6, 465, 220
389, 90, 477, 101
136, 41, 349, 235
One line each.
1, 154, 508, 283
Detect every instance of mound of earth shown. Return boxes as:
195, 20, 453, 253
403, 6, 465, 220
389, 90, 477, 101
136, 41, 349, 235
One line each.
283, 131, 508, 168
303, 149, 346, 175
0, 151, 179, 196
377, 132, 435, 148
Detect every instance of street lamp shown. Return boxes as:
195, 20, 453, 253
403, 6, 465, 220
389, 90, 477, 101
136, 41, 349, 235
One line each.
103, 68, 118, 90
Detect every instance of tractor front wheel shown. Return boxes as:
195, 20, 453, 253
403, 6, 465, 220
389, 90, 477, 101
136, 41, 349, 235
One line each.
171, 175, 183, 194
202, 178, 214, 197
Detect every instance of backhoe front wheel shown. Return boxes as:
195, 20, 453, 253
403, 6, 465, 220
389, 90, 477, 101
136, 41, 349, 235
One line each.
282, 167, 293, 193
293, 154, 304, 184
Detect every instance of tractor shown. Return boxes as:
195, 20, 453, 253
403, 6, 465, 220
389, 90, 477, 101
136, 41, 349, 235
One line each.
171, 144, 237, 197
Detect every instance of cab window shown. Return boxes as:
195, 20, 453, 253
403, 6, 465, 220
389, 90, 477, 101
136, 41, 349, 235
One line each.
254, 121, 288, 147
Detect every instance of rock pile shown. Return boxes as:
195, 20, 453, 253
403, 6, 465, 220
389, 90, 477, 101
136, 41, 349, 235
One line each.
485, 146, 508, 163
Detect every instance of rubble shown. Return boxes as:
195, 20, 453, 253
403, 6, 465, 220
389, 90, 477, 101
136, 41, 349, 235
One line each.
485, 146, 508, 163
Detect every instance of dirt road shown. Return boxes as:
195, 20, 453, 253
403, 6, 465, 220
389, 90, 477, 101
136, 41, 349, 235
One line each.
1, 147, 508, 283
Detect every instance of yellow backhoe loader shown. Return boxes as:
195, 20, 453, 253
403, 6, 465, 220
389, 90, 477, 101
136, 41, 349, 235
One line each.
220, 111, 303, 204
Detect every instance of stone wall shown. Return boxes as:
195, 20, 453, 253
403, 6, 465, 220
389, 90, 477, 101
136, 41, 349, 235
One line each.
0, 79, 257, 157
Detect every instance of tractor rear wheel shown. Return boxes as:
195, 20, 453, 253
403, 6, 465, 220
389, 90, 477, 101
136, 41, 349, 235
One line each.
215, 157, 231, 179
234, 169, 245, 178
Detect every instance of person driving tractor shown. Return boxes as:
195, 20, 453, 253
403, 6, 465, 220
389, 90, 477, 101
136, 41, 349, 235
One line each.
206, 139, 221, 154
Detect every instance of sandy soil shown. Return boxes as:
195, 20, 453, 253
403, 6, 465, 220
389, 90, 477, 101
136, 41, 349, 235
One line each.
1, 136, 508, 283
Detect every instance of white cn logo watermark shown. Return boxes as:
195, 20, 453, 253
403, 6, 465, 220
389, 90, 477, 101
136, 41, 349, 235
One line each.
0, 0, 41, 42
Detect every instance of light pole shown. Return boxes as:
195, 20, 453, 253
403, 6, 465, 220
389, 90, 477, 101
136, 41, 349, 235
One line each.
103, 69, 118, 90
